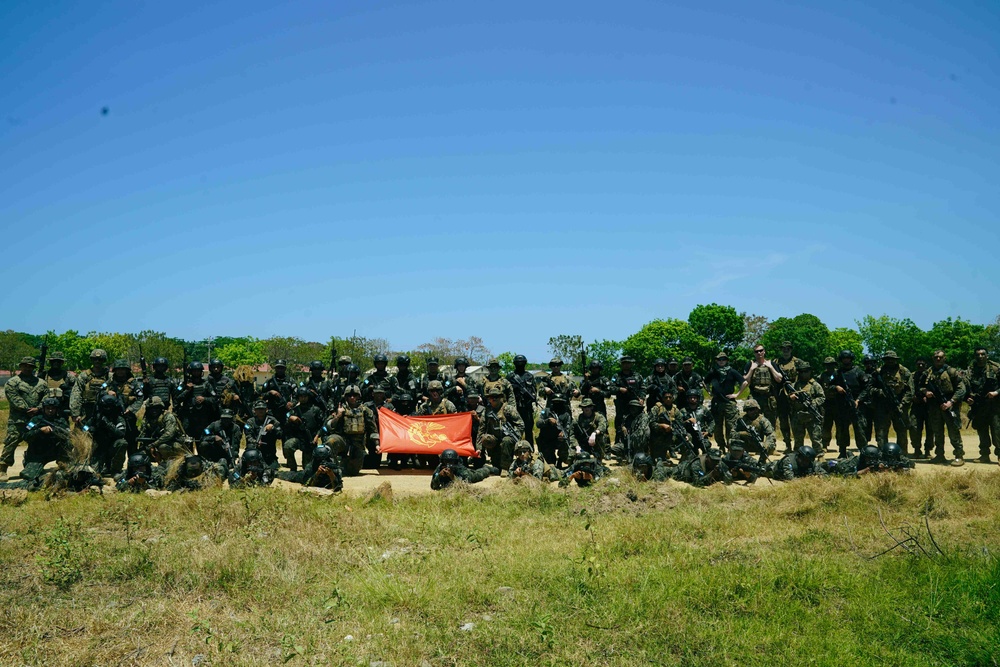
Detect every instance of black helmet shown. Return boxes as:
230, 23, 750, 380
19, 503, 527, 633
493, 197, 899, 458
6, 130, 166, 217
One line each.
188, 361, 204, 372
514, 354, 527, 364
42, 396, 61, 409
347, 364, 360, 374
859, 445, 881, 468
295, 387, 311, 398
440, 449, 460, 465
99, 394, 119, 410
153, 357, 168, 367
427, 356, 439, 366
274, 359, 287, 368
183, 455, 204, 477
242, 448, 263, 466
127, 451, 151, 471
209, 358, 223, 369
881, 442, 902, 462
396, 355, 410, 365
838, 350, 855, 360
632, 452, 654, 480
589, 359, 602, 368
454, 357, 468, 366
309, 360, 325, 371
653, 358, 667, 367
312, 444, 332, 460
797, 445, 817, 462
374, 354, 388, 364
686, 389, 703, 400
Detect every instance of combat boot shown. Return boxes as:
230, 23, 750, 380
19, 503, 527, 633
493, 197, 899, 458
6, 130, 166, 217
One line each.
0, 464, 8, 482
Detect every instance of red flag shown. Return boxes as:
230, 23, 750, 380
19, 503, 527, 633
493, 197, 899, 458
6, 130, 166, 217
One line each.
378, 408, 476, 456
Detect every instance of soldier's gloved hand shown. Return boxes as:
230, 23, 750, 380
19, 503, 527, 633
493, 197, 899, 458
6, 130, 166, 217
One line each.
41, 426, 53, 434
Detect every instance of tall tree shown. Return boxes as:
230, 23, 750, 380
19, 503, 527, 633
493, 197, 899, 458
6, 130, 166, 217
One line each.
742, 313, 770, 348
548, 335, 585, 373
856, 315, 929, 367
926, 318, 988, 368
688, 303, 745, 352
623, 319, 716, 375
759, 314, 830, 371
828, 327, 865, 361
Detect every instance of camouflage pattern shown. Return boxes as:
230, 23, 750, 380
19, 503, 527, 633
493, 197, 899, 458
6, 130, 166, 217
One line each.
242, 414, 282, 467
732, 413, 776, 456
139, 411, 187, 461
867, 364, 914, 450
282, 401, 325, 470
2, 372, 49, 467
918, 363, 965, 461
69, 368, 110, 421
788, 377, 825, 449
431, 460, 495, 489
477, 401, 524, 470
647, 402, 682, 461
573, 409, 609, 459
773, 353, 801, 448
967, 359, 1000, 459
361, 370, 397, 403
579, 370, 612, 416
324, 404, 378, 475
768, 451, 825, 480
201, 416, 243, 463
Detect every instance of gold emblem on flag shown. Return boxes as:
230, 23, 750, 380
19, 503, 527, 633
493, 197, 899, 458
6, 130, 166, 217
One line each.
406, 421, 449, 448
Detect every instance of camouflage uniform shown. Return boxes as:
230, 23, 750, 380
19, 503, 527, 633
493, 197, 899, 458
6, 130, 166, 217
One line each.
282, 398, 325, 471
200, 413, 243, 463
208, 370, 243, 417
673, 369, 705, 396
731, 409, 776, 457
507, 365, 538, 447
768, 451, 825, 480
647, 402, 682, 461
573, 401, 609, 459
579, 367, 612, 417
138, 409, 188, 461
85, 396, 129, 475
175, 375, 219, 436
509, 443, 561, 481
416, 396, 458, 416
362, 370, 397, 403
430, 460, 494, 490
69, 367, 111, 424
610, 360, 645, 446
2, 366, 49, 469
787, 375, 825, 449
105, 362, 144, 452
670, 452, 732, 487
678, 399, 714, 455
646, 371, 677, 407
477, 391, 524, 471
261, 370, 296, 423
966, 358, 1000, 460
41, 354, 75, 417
867, 355, 914, 451
744, 360, 780, 428
22, 405, 73, 470
443, 371, 478, 412
917, 362, 965, 462
704, 356, 744, 449
481, 369, 515, 407
772, 349, 801, 449
242, 410, 283, 467
325, 402, 378, 476
535, 398, 574, 465
393, 369, 420, 413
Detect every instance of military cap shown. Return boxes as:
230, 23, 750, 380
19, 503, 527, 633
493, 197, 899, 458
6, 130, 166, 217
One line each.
372, 385, 388, 394
426, 357, 439, 365
729, 442, 745, 453
796, 361, 812, 371
274, 359, 287, 368
455, 357, 469, 366
338, 355, 352, 364
883, 350, 899, 359
667, 358, 679, 366
295, 386, 311, 397
487, 358, 500, 367
90, 349, 108, 360
620, 355, 635, 363
781, 341, 792, 348
715, 352, 728, 360
253, 400, 268, 410
466, 391, 480, 399
653, 358, 667, 366
743, 399, 760, 411
628, 399, 643, 408
682, 357, 694, 365
344, 384, 362, 396
487, 386, 505, 397
427, 380, 444, 391
220, 409, 234, 418
515, 440, 532, 453
580, 398, 595, 408
146, 396, 166, 409
19, 356, 37, 366
49, 351, 65, 361
686, 389, 703, 399
112, 359, 130, 369
824, 357, 836, 364
549, 357, 564, 367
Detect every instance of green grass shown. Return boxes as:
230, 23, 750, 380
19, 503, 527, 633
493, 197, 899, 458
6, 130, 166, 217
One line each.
1, 471, 999, 666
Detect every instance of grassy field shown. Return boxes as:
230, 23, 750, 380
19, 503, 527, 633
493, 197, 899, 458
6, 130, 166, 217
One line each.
1, 467, 999, 666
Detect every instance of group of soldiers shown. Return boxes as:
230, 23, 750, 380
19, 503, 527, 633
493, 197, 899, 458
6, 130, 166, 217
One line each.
1, 340, 998, 494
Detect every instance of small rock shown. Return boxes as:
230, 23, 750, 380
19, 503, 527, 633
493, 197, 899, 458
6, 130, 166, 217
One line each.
343, 635, 354, 642
498, 586, 514, 594
482, 614, 493, 621
607, 477, 621, 486
389, 618, 400, 624
200, 535, 209, 541
364, 481, 393, 504
192, 655, 207, 666
460, 622, 475, 632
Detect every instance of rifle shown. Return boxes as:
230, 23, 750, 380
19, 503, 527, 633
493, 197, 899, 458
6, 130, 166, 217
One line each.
580, 347, 587, 377
967, 374, 998, 428
329, 342, 337, 381
736, 417, 771, 465
509, 372, 537, 407
182, 348, 190, 386
38, 335, 48, 378
139, 343, 148, 379
826, 369, 866, 437
925, 375, 958, 420
782, 380, 823, 423
871, 371, 904, 422
723, 456, 771, 481
136, 436, 160, 461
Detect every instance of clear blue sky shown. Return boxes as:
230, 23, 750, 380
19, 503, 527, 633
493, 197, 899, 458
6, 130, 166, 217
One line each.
2, 0, 997, 359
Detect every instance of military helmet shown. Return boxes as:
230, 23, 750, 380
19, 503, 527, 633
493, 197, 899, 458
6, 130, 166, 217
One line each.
514, 354, 527, 364
729, 442, 746, 456
580, 398, 595, 408
715, 352, 729, 360
209, 358, 223, 369
861, 445, 881, 460
344, 384, 362, 396
551, 395, 568, 404
20, 356, 37, 367
374, 354, 388, 364
426, 356, 439, 365
706, 448, 723, 461
99, 394, 119, 409
312, 444, 332, 460
589, 359, 603, 368
632, 452, 654, 480
309, 360, 325, 371
146, 396, 165, 410
42, 396, 61, 408
653, 358, 667, 367
686, 389, 703, 399
372, 385, 388, 395
863, 354, 875, 364
515, 440, 532, 453
620, 355, 635, 363
797, 445, 817, 462
220, 409, 234, 419
183, 454, 203, 475
428, 380, 444, 391
252, 400, 268, 410
397, 392, 413, 402
440, 448, 460, 464
242, 448, 263, 465
838, 350, 855, 360
128, 450, 151, 466
396, 354, 410, 365
487, 386, 504, 398
90, 349, 108, 361
883, 350, 899, 360
153, 356, 168, 367
113, 358, 130, 370
549, 357, 563, 367
743, 399, 760, 411
347, 364, 360, 374
881, 442, 902, 462
338, 355, 352, 365
487, 358, 500, 367
628, 399, 643, 408
188, 361, 204, 372
454, 357, 469, 366
274, 359, 287, 368
295, 386, 311, 398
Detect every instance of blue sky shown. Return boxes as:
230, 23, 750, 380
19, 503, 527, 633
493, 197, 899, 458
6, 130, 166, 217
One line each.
2, 0, 997, 359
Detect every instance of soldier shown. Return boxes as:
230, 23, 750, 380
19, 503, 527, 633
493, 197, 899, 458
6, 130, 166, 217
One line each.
419, 357, 448, 403
918, 350, 966, 466
673, 357, 705, 397
362, 354, 396, 402
362, 385, 391, 469
704, 352, 746, 450
106, 359, 144, 453
143, 357, 175, 409
858, 355, 878, 444
579, 359, 612, 417
0, 357, 50, 482
416, 381, 457, 416
731, 399, 776, 458
324, 385, 379, 476
610, 356, 645, 447
282, 387, 325, 472
616, 398, 649, 460
821, 351, 867, 459
743, 344, 782, 428
200, 408, 242, 465
477, 386, 524, 473
300, 360, 335, 414
41, 351, 75, 417
722, 443, 769, 484
909, 356, 933, 455
772, 342, 801, 452
507, 355, 538, 447
69, 349, 111, 427
175, 361, 219, 437
559, 451, 609, 488
431, 448, 496, 490
539, 357, 577, 402
679, 388, 714, 455
138, 396, 188, 462
646, 359, 677, 410
385, 392, 414, 470
444, 356, 477, 412
466, 392, 486, 467
786, 361, 825, 450
669, 448, 732, 487
85, 394, 129, 475
535, 395, 573, 466
392, 355, 419, 411
481, 359, 515, 407
242, 401, 282, 468
867, 351, 914, 453
966, 347, 1000, 463
573, 398, 609, 459
768, 445, 824, 480
830, 444, 884, 477
165, 454, 226, 492
509, 440, 561, 481
21, 396, 73, 475
296, 444, 343, 492
261, 360, 295, 423
115, 451, 164, 492
647, 387, 683, 462
229, 448, 274, 488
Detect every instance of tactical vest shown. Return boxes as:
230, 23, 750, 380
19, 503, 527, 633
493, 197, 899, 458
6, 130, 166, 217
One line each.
343, 409, 366, 435
549, 374, 571, 394
750, 366, 773, 393
78, 370, 108, 404
776, 358, 799, 384
145, 376, 174, 403
928, 367, 956, 396
482, 377, 506, 398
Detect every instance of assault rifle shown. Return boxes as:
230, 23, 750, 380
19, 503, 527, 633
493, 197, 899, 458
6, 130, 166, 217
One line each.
509, 372, 537, 408
924, 375, 958, 420
871, 371, 904, 422
825, 369, 866, 440
967, 375, 998, 428
329, 342, 337, 381
138, 343, 148, 379
736, 417, 771, 465
723, 455, 771, 482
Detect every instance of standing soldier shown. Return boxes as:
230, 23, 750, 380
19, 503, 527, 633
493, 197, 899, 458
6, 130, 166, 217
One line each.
418, 357, 448, 404
966, 347, 1000, 463
0, 357, 49, 482
507, 355, 538, 448
466, 392, 486, 467
41, 351, 75, 418
786, 362, 825, 450
416, 381, 457, 416
324, 385, 378, 476
444, 357, 477, 412
300, 361, 335, 414
539, 357, 576, 402
207, 359, 242, 418
821, 351, 867, 459
481, 359, 515, 406
580, 359, 612, 417
704, 352, 746, 450
143, 357, 175, 409
175, 361, 219, 437
909, 357, 932, 455
646, 359, 677, 409
610, 356, 645, 447
477, 386, 524, 473
868, 351, 913, 452
674, 357, 705, 397
261, 360, 296, 424
772, 342, 801, 452
106, 359, 144, 454
362, 354, 396, 402
858, 355, 878, 444
743, 344, 782, 429
393, 355, 419, 409
70, 349, 111, 427
918, 350, 966, 466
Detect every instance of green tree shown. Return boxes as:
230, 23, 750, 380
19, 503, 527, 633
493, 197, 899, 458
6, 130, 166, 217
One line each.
215, 337, 266, 369
742, 313, 770, 348
622, 319, 715, 375
494, 351, 516, 376
759, 314, 830, 371
856, 316, 929, 367
82, 332, 136, 366
41, 330, 91, 370
547, 335, 585, 374
688, 303, 745, 351
586, 339, 624, 379
0, 330, 37, 372
828, 327, 864, 361
327, 336, 391, 373
926, 318, 988, 368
